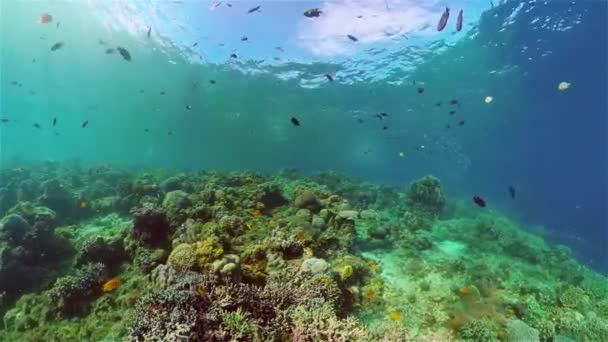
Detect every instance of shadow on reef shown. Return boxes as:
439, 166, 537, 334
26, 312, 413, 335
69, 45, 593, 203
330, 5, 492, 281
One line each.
0, 163, 606, 341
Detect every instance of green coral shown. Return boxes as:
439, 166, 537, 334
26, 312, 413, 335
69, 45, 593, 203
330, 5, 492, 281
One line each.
405, 176, 445, 215
459, 319, 499, 342
558, 286, 589, 309
166, 238, 224, 272
221, 308, 261, 341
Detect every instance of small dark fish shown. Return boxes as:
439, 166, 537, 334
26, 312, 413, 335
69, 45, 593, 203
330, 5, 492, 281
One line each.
160, 91, 166, 95
144, 128, 149, 133
168, 130, 174, 135
192, 42, 198, 47
437, 7, 450, 32
56, 22, 61, 29
105, 48, 115, 54
147, 26, 151, 38
456, 9, 464, 32
209, 79, 216, 84
241, 36, 248, 41
357, 15, 363, 19
435, 102, 442, 107
449, 110, 456, 115
382, 126, 388, 130
275, 46, 284, 52
473, 196, 486, 207
458, 120, 465, 126
117, 47, 131, 61
230, 53, 237, 58
11, 81, 17, 85
99, 39, 106, 45
52, 117, 57, 126
82, 120, 89, 128
32, 58, 36, 63
374, 112, 388, 120
325, 74, 334, 82
347, 34, 358, 42
247, 5, 260, 13
227, 3, 232, 7
33, 123, 41, 129
449, 99, 459, 105
357, 118, 364, 124
139, 89, 144, 94
186, 105, 192, 110
50, 42, 64, 51
290, 117, 301, 126
446, 124, 451, 128
417, 87, 425, 94
303, 8, 322, 18
508, 185, 516, 198
1, 118, 9, 123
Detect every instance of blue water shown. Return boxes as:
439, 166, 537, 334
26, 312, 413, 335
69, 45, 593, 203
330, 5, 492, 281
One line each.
0, 0, 606, 272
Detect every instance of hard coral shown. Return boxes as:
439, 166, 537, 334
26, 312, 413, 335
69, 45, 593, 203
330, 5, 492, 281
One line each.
405, 175, 445, 216
48, 262, 108, 316
130, 203, 170, 247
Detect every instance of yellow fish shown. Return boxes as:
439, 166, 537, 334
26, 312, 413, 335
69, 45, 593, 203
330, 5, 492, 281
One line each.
389, 311, 403, 322
245, 222, 253, 230
80, 201, 88, 208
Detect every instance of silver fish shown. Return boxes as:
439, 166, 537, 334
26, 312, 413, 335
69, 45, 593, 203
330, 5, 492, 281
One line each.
437, 7, 450, 32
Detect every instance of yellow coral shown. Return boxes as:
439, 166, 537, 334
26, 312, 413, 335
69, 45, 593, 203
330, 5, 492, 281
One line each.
167, 238, 224, 272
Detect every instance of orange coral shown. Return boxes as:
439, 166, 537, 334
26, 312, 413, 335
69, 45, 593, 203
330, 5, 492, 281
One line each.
102, 278, 120, 292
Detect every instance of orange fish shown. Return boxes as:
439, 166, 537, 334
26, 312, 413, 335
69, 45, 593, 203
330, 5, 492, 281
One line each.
102, 278, 120, 292
249, 209, 262, 217
39, 13, 53, 24
389, 311, 403, 321
458, 287, 469, 295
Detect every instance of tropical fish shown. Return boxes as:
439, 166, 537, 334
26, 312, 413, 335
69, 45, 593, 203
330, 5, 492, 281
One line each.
241, 36, 248, 41
192, 42, 198, 47
230, 53, 237, 58
102, 278, 120, 292
33, 123, 41, 129
417, 87, 425, 94
456, 10, 464, 32
437, 7, 450, 32
185, 105, 192, 110
80, 201, 88, 208
508, 185, 516, 198
209, 79, 216, 84
389, 312, 403, 321
147, 26, 151, 38
374, 112, 388, 120
247, 5, 261, 14
117, 47, 131, 61
82, 120, 89, 128
52, 117, 57, 126
325, 74, 334, 82
449, 110, 456, 115
450, 99, 459, 105
290, 117, 301, 126
347, 34, 358, 42
558, 81, 571, 91
275, 46, 284, 52
458, 120, 465, 126
1, 118, 9, 123
50, 42, 64, 51
249, 209, 262, 217
39, 13, 53, 24
473, 196, 486, 207
304, 8, 322, 18
56, 21, 61, 29
105, 48, 115, 54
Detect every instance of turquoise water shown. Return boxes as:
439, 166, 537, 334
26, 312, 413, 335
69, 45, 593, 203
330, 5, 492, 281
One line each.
0, 1, 606, 341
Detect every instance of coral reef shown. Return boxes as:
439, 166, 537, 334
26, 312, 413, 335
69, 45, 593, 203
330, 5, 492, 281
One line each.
0, 164, 606, 341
